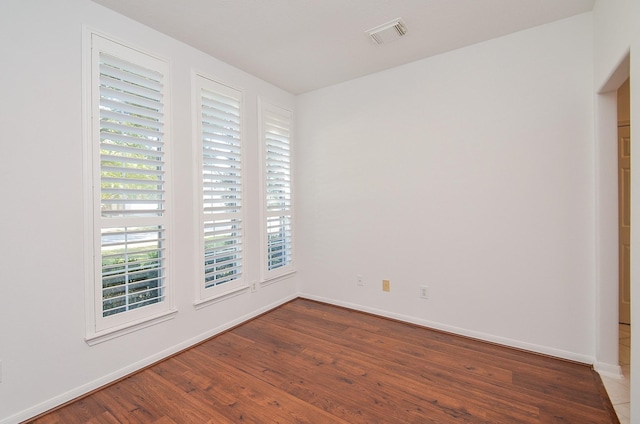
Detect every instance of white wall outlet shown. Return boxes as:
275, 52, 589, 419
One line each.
356, 274, 364, 286
420, 285, 429, 299
251, 281, 258, 293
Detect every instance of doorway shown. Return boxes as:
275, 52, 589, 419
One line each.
604, 76, 632, 422
595, 53, 631, 422
618, 77, 631, 326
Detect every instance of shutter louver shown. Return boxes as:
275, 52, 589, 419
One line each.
199, 81, 243, 293
263, 105, 293, 273
98, 51, 167, 317
266, 215, 292, 271
99, 52, 165, 218
101, 226, 165, 316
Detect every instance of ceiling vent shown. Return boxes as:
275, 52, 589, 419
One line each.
366, 18, 407, 45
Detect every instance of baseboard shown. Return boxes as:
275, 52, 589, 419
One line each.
594, 361, 624, 379
3, 294, 298, 424
299, 293, 596, 366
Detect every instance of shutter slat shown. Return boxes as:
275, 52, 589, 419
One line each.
202, 174, 242, 184
266, 144, 291, 156
102, 167, 164, 178
203, 150, 241, 163
103, 266, 165, 284
100, 86, 163, 113
101, 208, 165, 217
205, 272, 242, 288
204, 233, 243, 246
100, 75, 163, 105
101, 109, 162, 131
204, 221, 242, 236
205, 264, 242, 279
100, 140, 165, 158
102, 174, 164, 185
102, 247, 165, 262
202, 116, 241, 134
101, 119, 164, 140
264, 113, 290, 130
205, 254, 243, 268
266, 133, 290, 145
100, 131, 163, 154
203, 181, 241, 190
101, 131, 163, 150
204, 206, 242, 214
100, 98, 164, 121
202, 133, 241, 148
102, 198, 163, 206
101, 153, 162, 168
99, 64, 163, 94
202, 95, 240, 114
100, 53, 163, 81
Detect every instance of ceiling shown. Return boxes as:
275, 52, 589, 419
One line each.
90, 0, 596, 94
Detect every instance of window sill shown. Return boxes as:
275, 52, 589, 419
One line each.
261, 269, 296, 287
194, 285, 249, 310
85, 309, 178, 346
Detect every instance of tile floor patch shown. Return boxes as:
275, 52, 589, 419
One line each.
601, 323, 630, 424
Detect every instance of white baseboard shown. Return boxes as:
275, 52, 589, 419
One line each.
1, 294, 297, 424
594, 361, 624, 379
299, 293, 596, 365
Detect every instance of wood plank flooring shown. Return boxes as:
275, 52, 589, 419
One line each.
28, 299, 619, 423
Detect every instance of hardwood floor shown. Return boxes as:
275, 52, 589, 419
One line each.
29, 299, 618, 423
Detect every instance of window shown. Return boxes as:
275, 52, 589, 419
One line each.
86, 34, 174, 341
260, 102, 294, 280
194, 75, 246, 303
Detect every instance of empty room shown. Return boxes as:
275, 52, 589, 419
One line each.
1, 0, 639, 423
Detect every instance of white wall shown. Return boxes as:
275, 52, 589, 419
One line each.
297, 13, 595, 361
0, 1, 297, 423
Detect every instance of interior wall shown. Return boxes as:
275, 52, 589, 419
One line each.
0, 1, 297, 423
296, 13, 595, 361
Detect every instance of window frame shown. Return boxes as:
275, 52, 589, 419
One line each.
192, 72, 248, 306
259, 99, 295, 283
83, 30, 175, 344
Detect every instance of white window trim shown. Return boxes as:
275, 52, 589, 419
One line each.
258, 99, 295, 283
83, 28, 175, 344
192, 72, 248, 306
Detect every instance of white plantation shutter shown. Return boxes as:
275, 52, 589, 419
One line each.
196, 75, 244, 300
261, 103, 294, 277
90, 35, 172, 333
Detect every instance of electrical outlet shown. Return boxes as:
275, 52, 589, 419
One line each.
356, 275, 364, 286
382, 279, 390, 292
251, 281, 258, 293
420, 285, 429, 299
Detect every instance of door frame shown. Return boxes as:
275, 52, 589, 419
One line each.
594, 54, 630, 377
